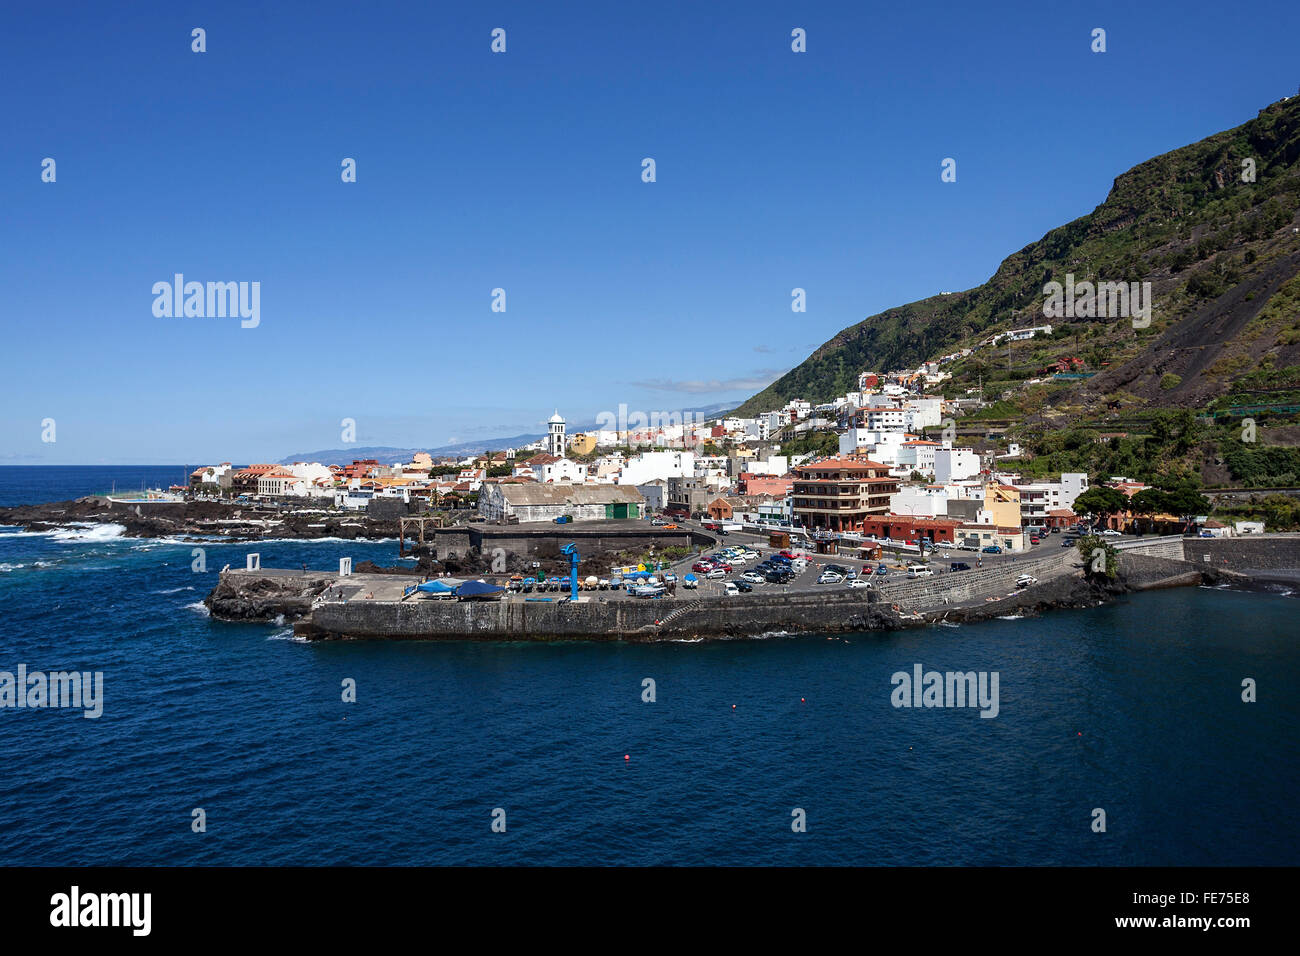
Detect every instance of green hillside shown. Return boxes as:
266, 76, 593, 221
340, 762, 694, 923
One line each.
735, 95, 1300, 417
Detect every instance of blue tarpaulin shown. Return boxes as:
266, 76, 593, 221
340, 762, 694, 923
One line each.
456, 580, 506, 598
416, 580, 456, 593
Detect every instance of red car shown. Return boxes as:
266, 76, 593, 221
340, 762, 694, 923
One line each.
691, 561, 715, 573
710, 562, 733, 573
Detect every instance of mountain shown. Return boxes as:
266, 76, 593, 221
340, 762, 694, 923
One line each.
734, 95, 1300, 417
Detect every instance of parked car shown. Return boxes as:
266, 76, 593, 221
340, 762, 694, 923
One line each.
982, 546, 1003, 554
723, 582, 739, 596
706, 568, 727, 579
1100, 529, 1122, 536
740, 571, 765, 584
818, 571, 844, 584
875, 564, 889, 576
765, 571, 792, 583
691, 561, 714, 573
950, 562, 972, 572
733, 581, 753, 593
906, 566, 933, 578
847, 579, 874, 589
650, 518, 666, 526
1015, 574, 1038, 588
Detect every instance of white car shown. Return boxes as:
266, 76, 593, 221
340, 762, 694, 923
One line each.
741, 550, 760, 560
1100, 529, 1122, 536
906, 566, 934, 578
740, 571, 765, 585
818, 571, 844, 584
706, 568, 727, 579
1015, 574, 1038, 588
847, 579, 873, 589
723, 582, 739, 596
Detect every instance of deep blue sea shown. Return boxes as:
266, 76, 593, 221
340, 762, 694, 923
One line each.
0, 467, 1296, 865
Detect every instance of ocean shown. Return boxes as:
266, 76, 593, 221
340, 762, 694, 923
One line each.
0, 466, 1296, 866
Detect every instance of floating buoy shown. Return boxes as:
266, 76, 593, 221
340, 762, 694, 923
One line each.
624, 754, 630, 761
731, 704, 736, 710
801, 698, 805, 703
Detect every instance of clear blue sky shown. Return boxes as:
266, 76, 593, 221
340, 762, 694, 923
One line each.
3, 0, 1297, 463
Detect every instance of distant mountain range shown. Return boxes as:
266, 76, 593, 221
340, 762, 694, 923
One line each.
276, 403, 736, 465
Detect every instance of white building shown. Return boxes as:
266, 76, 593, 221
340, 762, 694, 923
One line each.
618, 450, 696, 486
895, 440, 941, 476
478, 483, 645, 523
934, 448, 981, 483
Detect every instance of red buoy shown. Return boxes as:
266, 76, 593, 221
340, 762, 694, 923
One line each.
624, 754, 630, 760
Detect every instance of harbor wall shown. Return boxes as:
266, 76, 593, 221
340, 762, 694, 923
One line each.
306, 588, 900, 642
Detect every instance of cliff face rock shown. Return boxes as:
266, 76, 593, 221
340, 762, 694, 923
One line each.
204, 574, 330, 622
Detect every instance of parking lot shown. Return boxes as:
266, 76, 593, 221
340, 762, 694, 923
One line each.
451, 517, 1099, 606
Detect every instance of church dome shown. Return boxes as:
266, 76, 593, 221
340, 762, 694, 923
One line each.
548, 410, 565, 424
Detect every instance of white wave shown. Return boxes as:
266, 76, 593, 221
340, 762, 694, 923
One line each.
0, 563, 25, 572
267, 627, 307, 642
184, 601, 210, 616
48, 523, 127, 543
996, 614, 1026, 620
152, 586, 196, 594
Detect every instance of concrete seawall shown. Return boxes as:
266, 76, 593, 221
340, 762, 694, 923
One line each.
878, 550, 1078, 608
304, 588, 906, 642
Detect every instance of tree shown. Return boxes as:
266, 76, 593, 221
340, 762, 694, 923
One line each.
1128, 488, 1169, 533
1072, 486, 1130, 524
1077, 535, 1119, 579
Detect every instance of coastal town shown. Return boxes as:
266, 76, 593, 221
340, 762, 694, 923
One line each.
177, 348, 1259, 551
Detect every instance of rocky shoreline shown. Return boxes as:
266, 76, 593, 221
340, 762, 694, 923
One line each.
0, 496, 403, 542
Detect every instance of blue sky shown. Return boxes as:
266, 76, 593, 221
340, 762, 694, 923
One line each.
3, 0, 1298, 464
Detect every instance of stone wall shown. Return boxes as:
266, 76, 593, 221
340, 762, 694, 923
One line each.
307, 588, 902, 642
875, 549, 1077, 608
1184, 534, 1300, 570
